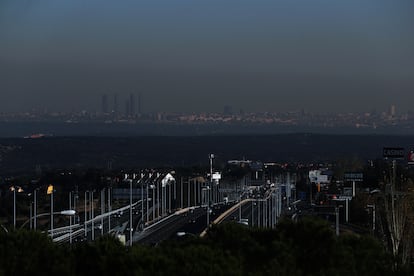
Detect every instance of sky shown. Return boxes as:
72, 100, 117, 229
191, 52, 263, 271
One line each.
0, 0, 413, 114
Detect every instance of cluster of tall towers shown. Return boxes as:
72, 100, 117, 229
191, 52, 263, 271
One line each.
101, 93, 142, 117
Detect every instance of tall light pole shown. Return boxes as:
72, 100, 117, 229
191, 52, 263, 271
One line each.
130, 176, 133, 246
84, 191, 88, 238
141, 179, 144, 230
34, 189, 37, 230
180, 177, 183, 209
152, 184, 155, 220
251, 201, 255, 227
48, 185, 54, 238
207, 154, 214, 228
146, 181, 149, 223
91, 191, 94, 241
108, 187, 111, 231
29, 202, 32, 229
13, 187, 16, 228
239, 193, 242, 222
10, 186, 24, 229
100, 189, 105, 236
335, 205, 343, 236
69, 191, 72, 244
367, 204, 376, 232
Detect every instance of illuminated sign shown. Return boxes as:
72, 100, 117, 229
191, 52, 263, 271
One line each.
383, 147, 405, 159
408, 151, 414, 165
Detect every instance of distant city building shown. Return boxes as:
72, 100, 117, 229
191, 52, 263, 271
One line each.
223, 105, 233, 115
113, 94, 118, 114
138, 93, 142, 114
125, 99, 130, 117
101, 94, 108, 114
390, 104, 396, 118
130, 93, 136, 116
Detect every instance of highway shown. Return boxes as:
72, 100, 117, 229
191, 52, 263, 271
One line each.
135, 203, 234, 245
50, 183, 284, 245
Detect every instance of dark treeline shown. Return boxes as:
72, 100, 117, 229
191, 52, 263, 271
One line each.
1, 134, 414, 174
0, 218, 410, 275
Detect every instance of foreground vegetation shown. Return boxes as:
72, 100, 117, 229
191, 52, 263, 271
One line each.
0, 218, 411, 275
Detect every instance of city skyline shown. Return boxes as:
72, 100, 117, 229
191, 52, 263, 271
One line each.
1, 1, 413, 113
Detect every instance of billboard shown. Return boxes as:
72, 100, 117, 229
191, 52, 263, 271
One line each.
308, 170, 330, 184
408, 151, 414, 165
344, 172, 363, 182
383, 147, 405, 159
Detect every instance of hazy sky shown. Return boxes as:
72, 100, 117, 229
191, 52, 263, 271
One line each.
1, 0, 413, 113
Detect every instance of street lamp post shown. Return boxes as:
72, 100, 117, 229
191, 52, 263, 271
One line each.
20, 209, 76, 230
146, 182, 149, 223
187, 177, 190, 208
108, 187, 111, 232
239, 193, 242, 222
207, 154, 214, 228
152, 184, 155, 220
10, 186, 24, 229
84, 191, 88, 238
13, 187, 16, 228
91, 191, 94, 241
367, 204, 376, 232
180, 177, 183, 209
29, 203, 32, 230
69, 192, 72, 244
34, 189, 37, 230
130, 177, 133, 246
335, 205, 343, 236
141, 179, 144, 230
252, 201, 255, 227
168, 179, 172, 214
50, 188, 54, 238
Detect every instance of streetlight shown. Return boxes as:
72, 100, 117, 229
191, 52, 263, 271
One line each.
90, 190, 95, 241
10, 186, 24, 229
252, 200, 256, 227
20, 210, 76, 229
48, 210, 76, 239
84, 191, 88, 238
207, 153, 214, 228
33, 188, 38, 230
367, 204, 376, 232
335, 205, 343, 236
107, 186, 112, 232
46, 185, 54, 238
130, 175, 133, 246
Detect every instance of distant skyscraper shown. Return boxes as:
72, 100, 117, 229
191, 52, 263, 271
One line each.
113, 94, 118, 114
138, 93, 142, 114
129, 93, 136, 116
223, 105, 233, 115
125, 99, 130, 117
390, 104, 396, 117
102, 94, 108, 114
